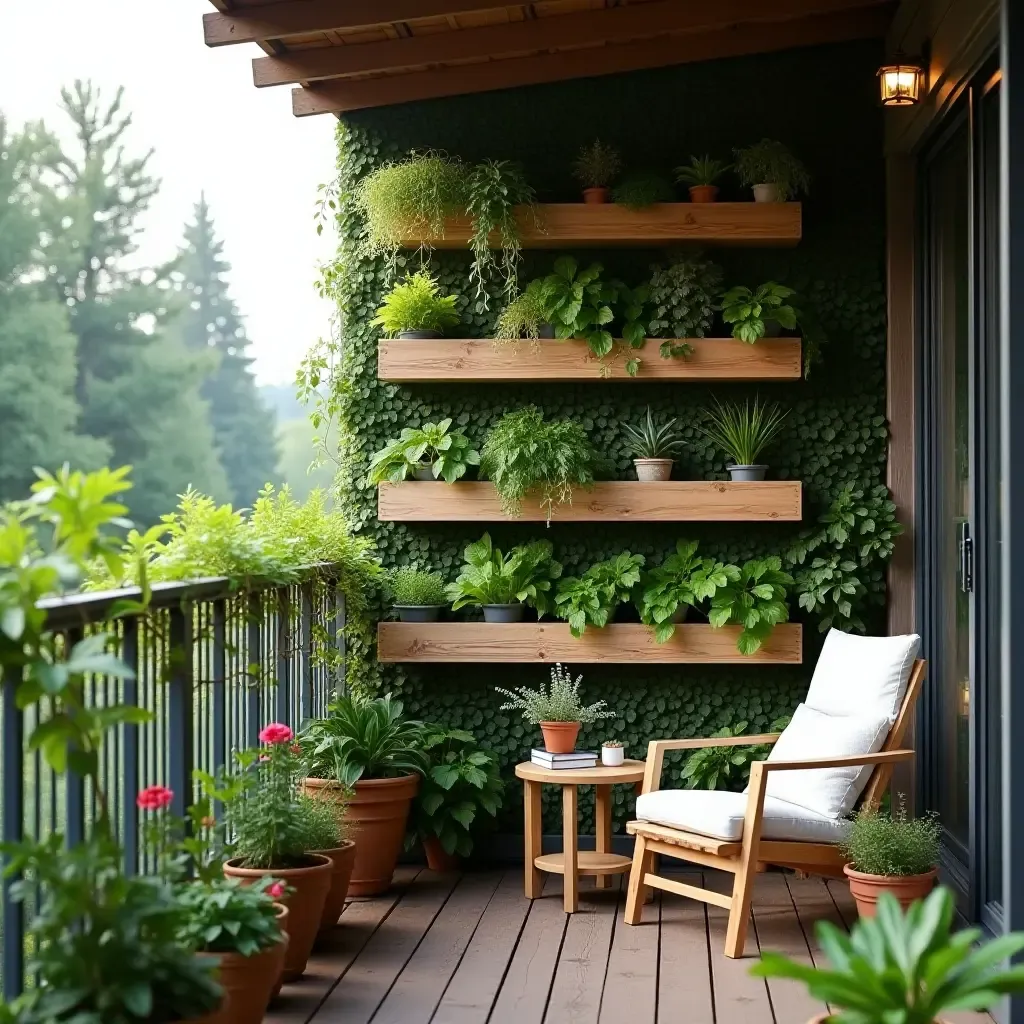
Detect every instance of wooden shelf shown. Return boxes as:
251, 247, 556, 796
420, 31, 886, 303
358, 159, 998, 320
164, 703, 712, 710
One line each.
378, 481, 802, 522
400, 202, 801, 248
378, 337, 803, 382
534, 851, 633, 876
377, 622, 803, 664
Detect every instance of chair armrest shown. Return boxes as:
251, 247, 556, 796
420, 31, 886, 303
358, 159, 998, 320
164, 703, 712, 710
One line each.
642, 733, 783, 794
758, 749, 914, 772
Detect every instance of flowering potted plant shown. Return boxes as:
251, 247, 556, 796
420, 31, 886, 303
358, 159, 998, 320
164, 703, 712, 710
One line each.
300, 793, 356, 933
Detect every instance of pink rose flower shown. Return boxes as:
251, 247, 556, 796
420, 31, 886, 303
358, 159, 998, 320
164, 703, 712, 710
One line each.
136, 785, 174, 811
267, 881, 286, 899
259, 722, 294, 745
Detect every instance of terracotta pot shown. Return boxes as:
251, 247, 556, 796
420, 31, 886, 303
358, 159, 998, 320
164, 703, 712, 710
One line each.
270, 903, 288, 1002
223, 854, 332, 982
540, 721, 580, 754
688, 184, 719, 203
843, 863, 938, 917
197, 936, 287, 1024
752, 182, 782, 203
582, 186, 610, 204
634, 458, 673, 481
423, 834, 462, 872
312, 839, 357, 932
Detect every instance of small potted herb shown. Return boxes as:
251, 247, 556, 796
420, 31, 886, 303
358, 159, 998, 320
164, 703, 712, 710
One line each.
695, 397, 789, 481
496, 663, 616, 754
623, 407, 686, 481
572, 140, 623, 204
495, 280, 554, 340
300, 793, 356, 934
720, 282, 798, 341
674, 155, 732, 203
601, 740, 625, 767
371, 269, 461, 339
367, 418, 480, 483
611, 172, 675, 210
389, 567, 448, 622
734, 139, 810, 203
841, 803, 941, 917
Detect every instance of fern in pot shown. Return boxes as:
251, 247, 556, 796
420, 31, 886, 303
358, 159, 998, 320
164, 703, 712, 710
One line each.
371, 270, 460, 339
389, 567, 448, 622
674, 154, 731, 203
623, 407, 686, 481
734, 139, 810, 203
572, 139, 623, 204
695, 396, 788, 480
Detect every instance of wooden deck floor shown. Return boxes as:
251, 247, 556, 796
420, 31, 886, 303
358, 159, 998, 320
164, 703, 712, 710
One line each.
267, 867, 989, 1024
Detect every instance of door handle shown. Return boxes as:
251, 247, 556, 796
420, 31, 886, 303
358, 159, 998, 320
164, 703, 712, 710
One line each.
958, 521, 973, 593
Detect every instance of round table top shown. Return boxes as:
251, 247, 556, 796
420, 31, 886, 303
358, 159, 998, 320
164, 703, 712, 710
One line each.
515, 758, 646, 785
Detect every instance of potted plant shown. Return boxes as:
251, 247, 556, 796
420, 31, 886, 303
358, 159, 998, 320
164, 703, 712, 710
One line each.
298, 694, 426, 897
841, 803, 941, 917
695, 396, 789, 480
720, 282, 798, 341
647, 254, 723, 359
367, 418, 480, 483
407, 725, 504, 872
496, 663, 616, 754
538, 256, 618, 358
299, 793, 357, 933
734, 139, 810, 202
611, 172, 675, 210
752, 887, 1024, 1024
554, 551, 645, 637
601, 740, 625, 767
222, 723, 333, 983
447, 533, 562, 623
674, 155, 732, 203
495, 280, 554, 340
623, 407, 686, 481
389, 567, 449, 622
371, 269, 461, 339
479, 405, 597, 522
572, 139, 623, 203
708, 556, 793, 655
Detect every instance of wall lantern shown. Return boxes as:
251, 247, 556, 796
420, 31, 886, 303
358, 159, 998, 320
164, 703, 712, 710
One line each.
877, 55, 925, 106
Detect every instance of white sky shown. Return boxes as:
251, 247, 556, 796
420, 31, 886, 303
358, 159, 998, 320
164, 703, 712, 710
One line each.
0, 0, 336, 385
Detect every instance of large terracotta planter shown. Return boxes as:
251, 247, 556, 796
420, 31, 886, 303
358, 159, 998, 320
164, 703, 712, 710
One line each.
540, 721, 580, 753
223, 854, 332, 982
843, 863, 938, 917
312, 839, 357, 932
423, 834, 462, 872
270, 903, 288, 1002
197, 936, 287, 1024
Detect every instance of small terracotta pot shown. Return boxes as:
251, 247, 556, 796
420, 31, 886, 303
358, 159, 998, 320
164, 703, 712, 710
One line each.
843, 863, 938, 917
752, 182, 782, 203
312, 839, 357, 932
198, 936, 287, 1024
634, 458, 673, 481
540, 721, 581, 754
423, 834, 462, 872
223, 854, 332, 982
688, 184, 719, 203
582, 186, 609, 204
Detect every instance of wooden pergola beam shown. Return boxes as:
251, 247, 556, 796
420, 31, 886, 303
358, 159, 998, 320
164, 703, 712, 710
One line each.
204, 0, 517, 47
254, 0, 886, 87
291, 5, 894, 116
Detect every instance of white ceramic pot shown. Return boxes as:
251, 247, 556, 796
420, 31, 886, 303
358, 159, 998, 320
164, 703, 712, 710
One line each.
634, 458, 673, 482
601, 744, 625, 767
752, 183, 782, 203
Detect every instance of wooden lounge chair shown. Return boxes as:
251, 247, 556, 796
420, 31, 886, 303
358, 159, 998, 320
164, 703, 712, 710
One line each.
623, 630, 926, 958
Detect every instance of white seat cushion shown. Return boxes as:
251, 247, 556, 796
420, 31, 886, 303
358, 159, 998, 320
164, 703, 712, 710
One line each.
636, 789, 850, 844
805, 629, 921, 721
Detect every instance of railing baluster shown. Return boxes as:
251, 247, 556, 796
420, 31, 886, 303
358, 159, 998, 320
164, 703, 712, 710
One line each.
300, 583, 313, 723
122, 618, 140, 875
2, 665, 25, 999
335, 586, 347, 698
247, 593, 261, 745
65, 628, 85, 848
167, 606, 194, 820
212, 599, 227, 773
276, 588, 291, 724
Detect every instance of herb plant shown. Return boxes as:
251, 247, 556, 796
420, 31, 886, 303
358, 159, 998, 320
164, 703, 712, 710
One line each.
681, 717, 790, 791
709, 556, 793, 655
720, 282, 798, 343
176, 876, 284, 957
299, 793, 346, 851
367, 418, 480, 485
370, 270, 460, 336
696, 397, 789, 467
612, 172, 674, 210
733, 139, 810, 200
554, 552, 645, 637
480, 406, 597, 521
496, 663, 617, 724
623, 407, 686, 460
495, 280, 548, 341
647, 254, 723, 357
674, 155, 731, 187
447, 533, 562, 613
390, 567, 448, 606
539, 256, 617, 358
572, 140, 623, 188
843, 804, 941, 877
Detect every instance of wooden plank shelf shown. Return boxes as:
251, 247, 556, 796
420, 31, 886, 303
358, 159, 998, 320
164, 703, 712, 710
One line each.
400, 202, 801, 248
378, 337, 803, 382
377, 480, 802, 522
376, 622, 803, 664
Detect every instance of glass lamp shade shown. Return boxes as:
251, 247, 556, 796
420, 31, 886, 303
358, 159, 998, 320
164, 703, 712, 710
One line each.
878, 61, 924, 106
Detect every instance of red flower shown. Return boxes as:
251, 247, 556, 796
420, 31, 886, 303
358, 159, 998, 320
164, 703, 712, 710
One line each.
259, 722, 294, 745
136, 785, 174, 811
267, 881, 286, 899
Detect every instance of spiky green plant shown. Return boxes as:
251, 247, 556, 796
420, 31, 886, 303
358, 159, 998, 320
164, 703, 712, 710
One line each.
674, 155, 732, 187
696, 397, 789, 467
622, 407, 687, 460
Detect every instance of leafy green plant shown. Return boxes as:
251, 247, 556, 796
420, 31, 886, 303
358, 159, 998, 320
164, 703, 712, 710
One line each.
611, 172, 674, 209
299, 694, 427, 786
370, 270, 460, 336
447, 533, 562, 613
681, 717, 790, 791
733, 139, 810, 200
623, 407, 686, 460
696, 397, 789, 467
751, 887, 1024, 1024
709, 556, 793, 655
538, 256, 617, 358
647, 254, 723, 357
674, 155, 732, 187
720, 282, 798, 343
479, 406, 597, 521
176, 876, 284, 957
390, 567, 448, 606
299, 792, 347, 851
408, 725, 504, 858
843, 803, 941, 877
572, 139, 623, 189
367, 418, 480, 485
554, 552, 644, 637
495, 279, 548, 341
496, 663, 617, 724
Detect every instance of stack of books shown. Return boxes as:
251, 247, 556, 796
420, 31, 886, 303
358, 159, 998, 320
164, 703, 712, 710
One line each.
531, 748, 598, 770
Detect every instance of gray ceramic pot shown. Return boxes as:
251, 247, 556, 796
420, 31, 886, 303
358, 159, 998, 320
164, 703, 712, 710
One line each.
395, 605, 443, 623
412, 464, 435, 481
397, 329, 443, 340
752, 183, 782, 203
727, 464, 768, 481
483, 604, 525, 623
537, 323, 556, 339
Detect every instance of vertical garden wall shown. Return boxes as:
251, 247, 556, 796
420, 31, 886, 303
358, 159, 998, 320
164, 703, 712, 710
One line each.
321, 39, 889, 836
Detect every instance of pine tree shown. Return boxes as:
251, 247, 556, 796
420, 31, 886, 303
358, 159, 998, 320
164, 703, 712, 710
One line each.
171, 196, 280, 508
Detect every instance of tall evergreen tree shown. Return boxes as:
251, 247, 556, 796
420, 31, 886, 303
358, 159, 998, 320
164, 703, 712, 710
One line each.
171, 197, 279, 507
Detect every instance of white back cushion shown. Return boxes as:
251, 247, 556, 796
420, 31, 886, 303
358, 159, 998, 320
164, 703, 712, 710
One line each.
761, 703, 890, 818
805, 629, 921, 721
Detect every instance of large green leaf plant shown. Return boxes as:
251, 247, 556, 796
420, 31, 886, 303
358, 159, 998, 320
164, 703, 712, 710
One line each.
446, 534, 562, 614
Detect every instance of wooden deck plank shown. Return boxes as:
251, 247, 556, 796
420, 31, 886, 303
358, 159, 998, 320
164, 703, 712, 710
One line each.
825, 876, 858, 930
784, 872, 848, 967
598, 886, 659, 1024
656, 870, 715, 1024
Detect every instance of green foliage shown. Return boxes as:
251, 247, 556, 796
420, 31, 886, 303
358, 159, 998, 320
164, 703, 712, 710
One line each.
611, 172, 675, 210
623, 407, 686, 460
447, 533, 562, 612
647, 254, 723, 354
497, 663, 617, 725
674, 155, 732, 187
720, 282, 798, 343
390, 567, 449, 606
480, 406, 597, 520
842, 804, 941, 877
572, 139, 623, 188
408, 725, 504, 857
495, 280, 548, 340
176, 877, 284, 957
696, 397, 789, 467
681, 716, 790, 791
555, 551, 645, 637
539, 256, 617, 358
371, 270, 461, 336
751, 887, 1024, 1024
734, 139, 810, 200
367, 418, 480, 485
615, 281, 655, 353
299, 693, 427, 786
709, 556, 794, 655
299, 793, 347, 850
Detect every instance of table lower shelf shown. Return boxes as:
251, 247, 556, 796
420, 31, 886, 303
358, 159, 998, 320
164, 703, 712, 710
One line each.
534, 851, 633, 876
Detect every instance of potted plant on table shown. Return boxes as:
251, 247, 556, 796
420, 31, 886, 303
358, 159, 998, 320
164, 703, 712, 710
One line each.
572, 139, 623, 203
497, 663, 617, 754
298, 694, 426, 897
623, 407, 686, 481
407, 725, 504, 872
695, 396, 789, 481
299, 793, 357, 933
720, 281, 798, 342
674, 155, 731, 203
367, 418, 480, 483
841, 803, 941, 917
601, 740, 625, 767
734, 139, 810, 203
554, 551, 645, 637
371, 269, 461, 339
389, 567, 449, 622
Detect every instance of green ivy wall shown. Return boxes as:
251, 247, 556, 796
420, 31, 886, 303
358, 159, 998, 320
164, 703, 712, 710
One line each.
329, 39, 888, 837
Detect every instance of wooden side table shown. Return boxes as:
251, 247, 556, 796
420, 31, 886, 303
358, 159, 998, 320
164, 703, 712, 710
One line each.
514, 759, 646, 913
